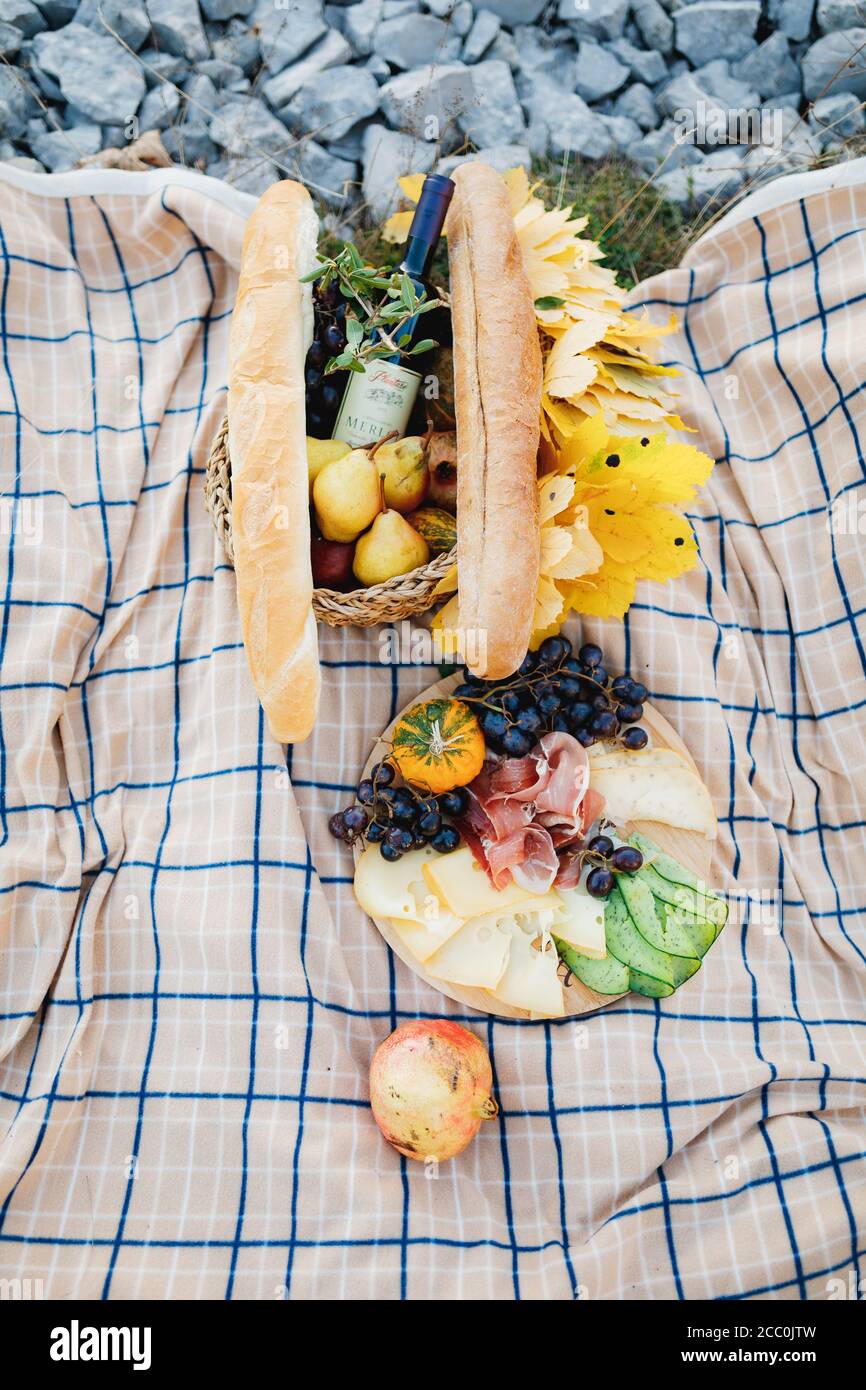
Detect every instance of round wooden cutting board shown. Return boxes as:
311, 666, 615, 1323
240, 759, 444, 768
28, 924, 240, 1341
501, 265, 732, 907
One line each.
353, 674, 716, 1020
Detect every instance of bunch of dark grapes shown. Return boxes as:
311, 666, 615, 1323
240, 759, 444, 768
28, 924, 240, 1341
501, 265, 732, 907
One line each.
329, 761, 466, 862
452, 636, 649, 759
573, 832, 643, 899
305, 279, 351, 438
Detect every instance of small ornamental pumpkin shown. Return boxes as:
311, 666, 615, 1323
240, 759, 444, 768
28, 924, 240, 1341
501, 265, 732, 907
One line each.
390, 698, 485, 794
406, 507, 457, 555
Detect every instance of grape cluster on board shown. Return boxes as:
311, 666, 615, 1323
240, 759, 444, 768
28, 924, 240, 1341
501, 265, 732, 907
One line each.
453, 636, 649, 759
330, 763, 466, 861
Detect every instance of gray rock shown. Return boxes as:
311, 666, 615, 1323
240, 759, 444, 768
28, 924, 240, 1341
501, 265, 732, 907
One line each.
373, 13, 460, 68
452, 0, 474, 36
458, 57, 525, 145
210, 95, 293, 156
378, 61, 475, 143
200, 0, 255, 18
162, 115, 218, 164
213, 30, 261, 74
692, 58, 760, 107
462, 8, 500, 63
31, 22, 145, 124
437, 140, 530, 174
146, 0, 209, 62
674, 2, 760, 66
366, 53, 392, 79
574, 40, 629, 100
184, 71, 222, 117
343, 0, 382, 56
525, 80, 614, 158
361, 121, 436, 220
733, 31, 800, 98
607, 36, 667, 84
809, 88, 865, 137
478, 0, 546, 18
558, 0, 629, 41
262, 30, 351, 106
282, 63, 380, 141
802, 28, 866, 99
383, 0, 418, 15
288, 135, 357, 205
252, 0, 328, 75
631, 0, 673, 52
0, 19, 21, 52
138, 49, 187, 88
424, 0, 457, 12
32, 0, 76, 22
613, 80, 658, 128
209, 152, 280, 193
657, 147, 744, 205
768, 0, 814, 39
74, 0, 150, 49
657, 70, 718, 118
488, 27, 518, 66
632, 116, 705, 171
817, 0, 865, 30
139, 82, 183, 130
0, 0, 44, 37
196, 57, 245, 84
31, 121, 101, 170
598, 111, 642, 147
514, 27, 578, 89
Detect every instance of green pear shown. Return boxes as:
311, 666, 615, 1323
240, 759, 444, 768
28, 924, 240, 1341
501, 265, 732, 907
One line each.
313, 447, 382, 543
353, 509, 429, 586
376, 436, 429, 514
307, 436, 351, 496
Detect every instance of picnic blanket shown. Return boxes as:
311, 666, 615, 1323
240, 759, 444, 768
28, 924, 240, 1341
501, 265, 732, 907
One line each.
0, 160, 864, 1302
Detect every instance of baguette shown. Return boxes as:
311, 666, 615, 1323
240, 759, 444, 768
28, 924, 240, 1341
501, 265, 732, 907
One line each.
448, 162, 542, 680
228, 180, 321, 744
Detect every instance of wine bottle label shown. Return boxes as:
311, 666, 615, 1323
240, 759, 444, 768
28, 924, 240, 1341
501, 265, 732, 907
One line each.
332, 360, 422, 448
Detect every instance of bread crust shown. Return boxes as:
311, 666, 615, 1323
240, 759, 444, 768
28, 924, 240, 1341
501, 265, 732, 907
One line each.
448, 162, 542, 679
228, 180, 321, 744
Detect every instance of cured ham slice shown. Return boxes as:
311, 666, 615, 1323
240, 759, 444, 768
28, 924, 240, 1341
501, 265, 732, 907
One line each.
457, 731, 600, 891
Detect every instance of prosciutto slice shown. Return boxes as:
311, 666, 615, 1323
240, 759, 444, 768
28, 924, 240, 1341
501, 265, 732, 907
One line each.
457, 731, 599, 892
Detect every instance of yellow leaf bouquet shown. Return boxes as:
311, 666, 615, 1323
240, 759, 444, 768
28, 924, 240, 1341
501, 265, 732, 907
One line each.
384, 166, 715, 634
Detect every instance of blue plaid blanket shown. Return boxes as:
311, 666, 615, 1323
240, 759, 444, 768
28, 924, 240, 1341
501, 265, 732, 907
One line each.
0, 162, 863, 1300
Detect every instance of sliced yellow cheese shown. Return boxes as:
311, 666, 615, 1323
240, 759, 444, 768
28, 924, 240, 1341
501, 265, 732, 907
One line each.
488, 919, 565, 1017
388, 908, 467, 964
422, 845, 554, 918
553, 887, 606, 959
588, 765, 716, 838
353, 843, 440, 921
425, 914, 511, 989
589, 747, 691, 770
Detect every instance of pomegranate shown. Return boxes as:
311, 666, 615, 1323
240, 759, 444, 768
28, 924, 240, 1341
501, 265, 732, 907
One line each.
369, 1020, 498, 1162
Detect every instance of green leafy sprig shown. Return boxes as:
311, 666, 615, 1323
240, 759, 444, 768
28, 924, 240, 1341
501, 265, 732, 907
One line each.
300, 242, 440, 375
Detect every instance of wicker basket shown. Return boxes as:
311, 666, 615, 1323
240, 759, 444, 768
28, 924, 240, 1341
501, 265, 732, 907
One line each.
204, 414, 457, 628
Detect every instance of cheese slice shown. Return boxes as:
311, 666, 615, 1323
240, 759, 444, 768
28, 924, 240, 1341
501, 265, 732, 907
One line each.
553, 887, 606, 959
425, 914, 511, 989
353, 843, 440, 920
588, 766, 716, 838
488, 919, 565, 1017
589, 747, 691, 771
388, 908, 467, 964
422, 845, 555, 918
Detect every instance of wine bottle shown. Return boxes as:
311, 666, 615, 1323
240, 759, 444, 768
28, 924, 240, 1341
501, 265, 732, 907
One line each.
331, 173, 454, 448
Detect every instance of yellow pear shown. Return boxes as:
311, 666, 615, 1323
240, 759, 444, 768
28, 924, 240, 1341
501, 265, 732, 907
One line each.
376, 436, 429, 514
353, 509, 429, 586
313, 447, 382, 543
306, 436, 351, 495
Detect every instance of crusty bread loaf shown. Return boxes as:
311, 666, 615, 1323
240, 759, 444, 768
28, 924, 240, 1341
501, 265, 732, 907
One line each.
448, 162, 542, 680
228, 180, 321, 744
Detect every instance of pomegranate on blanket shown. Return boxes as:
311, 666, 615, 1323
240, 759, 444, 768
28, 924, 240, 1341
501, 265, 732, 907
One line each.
369, 1020, 498, 1162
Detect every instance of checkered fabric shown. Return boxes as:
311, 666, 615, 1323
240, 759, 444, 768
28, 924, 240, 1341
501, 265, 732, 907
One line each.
0, 165, 864, 1302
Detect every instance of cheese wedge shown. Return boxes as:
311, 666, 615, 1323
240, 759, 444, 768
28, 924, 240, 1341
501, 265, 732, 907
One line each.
588, 747, 691, 771
588, 765, 716, 838
422, 845, 555, 918
353, 843, 440, 920
426, 914, 511, 989
553, 887, 606, 959
388, 909, 467, 964
489, 918, 565, 1016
